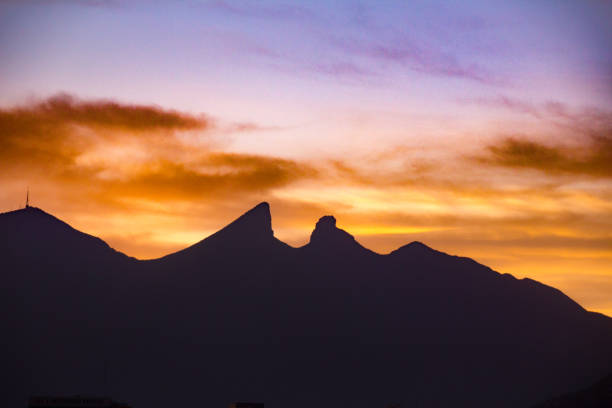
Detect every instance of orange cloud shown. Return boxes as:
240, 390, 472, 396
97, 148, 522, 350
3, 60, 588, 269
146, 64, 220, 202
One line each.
0, 94, 317, 204
0, 94, 208, 175
101, 155, 318, 201
477, 136, 612, 178
27, 93, 206, 131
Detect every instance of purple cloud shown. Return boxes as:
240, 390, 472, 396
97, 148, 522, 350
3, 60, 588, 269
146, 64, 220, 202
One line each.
0, 0, 120, 6
470, 96, 612, 133
470, 96, 542, 117
205, 0, 315, 21
333, 38, 501, 85
308, 61, 375, 79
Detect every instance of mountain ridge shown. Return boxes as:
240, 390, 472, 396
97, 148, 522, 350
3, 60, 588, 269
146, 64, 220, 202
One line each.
1, 201, 611, 408
0, 202, 602, 317
0, 202, 470, 261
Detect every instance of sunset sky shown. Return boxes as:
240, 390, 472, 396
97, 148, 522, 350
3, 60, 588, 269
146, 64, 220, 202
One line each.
1, 0, 611, 315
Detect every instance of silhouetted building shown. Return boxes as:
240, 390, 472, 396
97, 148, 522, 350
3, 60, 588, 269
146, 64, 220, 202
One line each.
229, 403, 264, 408
28, 396, 131, 408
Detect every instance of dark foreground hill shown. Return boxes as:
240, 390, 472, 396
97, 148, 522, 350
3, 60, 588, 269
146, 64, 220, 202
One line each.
531, 372, 612, 407
1, 203, 611, 408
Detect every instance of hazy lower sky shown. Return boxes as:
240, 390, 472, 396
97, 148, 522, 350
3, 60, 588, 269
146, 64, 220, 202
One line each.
1, 0, 611, 315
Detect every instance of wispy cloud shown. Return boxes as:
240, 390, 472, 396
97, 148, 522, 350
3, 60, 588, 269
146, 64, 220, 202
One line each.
199, 2, 501, 84
0, 0, 120, 7
307, 61, 375, 80
334, 38, 500, 84
470, 95, 612, 131
204, 0, 315, 21
471, 95, 543, 117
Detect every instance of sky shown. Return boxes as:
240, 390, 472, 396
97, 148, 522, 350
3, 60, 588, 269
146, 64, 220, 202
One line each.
0, 0, 611, 315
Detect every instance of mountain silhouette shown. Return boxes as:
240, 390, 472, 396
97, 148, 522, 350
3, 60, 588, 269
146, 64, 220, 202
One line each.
158, 202, 290, 262
0, 206, 130, 261
307, 215, 373, 254
2, 203, 611, 408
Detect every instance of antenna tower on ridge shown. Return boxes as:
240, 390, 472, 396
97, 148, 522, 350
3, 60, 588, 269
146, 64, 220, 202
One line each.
26, 188, 30, 208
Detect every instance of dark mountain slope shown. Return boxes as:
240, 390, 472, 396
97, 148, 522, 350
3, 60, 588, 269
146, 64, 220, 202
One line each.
1, 203, 611, 408
531, 372, 612, 407
0, 206, 130, 261
157, 202, 291, 262
0, 207, 136, 407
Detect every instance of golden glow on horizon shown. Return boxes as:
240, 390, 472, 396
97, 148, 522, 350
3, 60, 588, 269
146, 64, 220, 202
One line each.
347, 226, 451, 235
0, 95, 610, 317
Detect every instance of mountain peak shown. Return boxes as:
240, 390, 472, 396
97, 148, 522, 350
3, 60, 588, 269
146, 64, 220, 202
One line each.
218, 201, 273, 239
243, 201, 271, 221
2, 205, 49, 217
161, 202, 275, 259
401, 241, 435, 251
1, 206, 76, 232
145, 201, 296, 262
390, 240, 442, 258
308, 214, 361, 249
0, 205, 128, 260
315, 215, 337, 231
